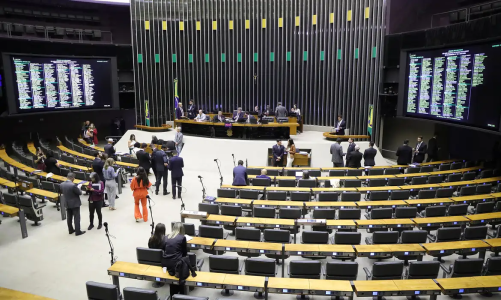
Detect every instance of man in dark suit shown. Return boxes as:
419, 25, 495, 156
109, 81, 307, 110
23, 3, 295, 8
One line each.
233, 107, 245, 121
232, 160, 248, 186
272, 140, 285, 167
363, 141, 377, 167
427, 133, 439, 162
152, 144, 169, 195
60, 173, 85, 236
104, 138, 116, 159
92, 152, 105, 182
347, 146, 363, 168
275, 102, 287, 118
254, 106, 262, 118
175, 102, 184, 119
396, 140, 413, 165
413, 136, 427, 163
136, 143, 151, 174
213, 111, 225, 122
168, 152, 184, 199
333, 115, 346, 135
187, 100, 197, 119
346, 138, 356, 161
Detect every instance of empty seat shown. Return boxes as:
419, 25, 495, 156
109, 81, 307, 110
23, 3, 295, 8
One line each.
464, 161, 476, 168
198, 203, 219, 215
459, 186, 476, 196
392, 207, 416, 219
217, 188, 237, 198
368, 169, 385, 176
329, 170, 345, 177
384, 168, 401, 175
41, 181, 55, 191
436, 227, 462, 242
325, 261, 358, 280
346, 169, 363, 176
418, 189, 437, 199
267, 191, 287, 200
447, 204, 469, 216
252, 178, 271, 187
407, 261, 440, 279
290, 191, 310, 201
244, 258, 276, 277
308, 170, 321, 177
476, 183, 492, 195
435, 188, 454, 198
344, 179, 362, 187
369, 208, 393, 219
484, 257, 501, 275
289, 260, 321, 279
338, 208, 361, 220
340, 192, 361, 201
447, 173, 462, 182
312, 209, 335, 219
263, 229, 290, 261
439, 164, 451, 171
18, 195, 44, 225
422, 205, 447, 217
428, 175, 444, 184
209, 255, 239, 274
247, 168, 261, 175
136, 248, 162, 266
240, 189, 260, 199
318, 192, 338, 201
462, 172, 476, 181
123, 287, 159, 300
368, 191, 390, 201
253, 207, 275, 218
298, 179, 316, 188
401, 230, 428, 243
390, 190, 410, 200
372, 231, 399, 244
278, 179, 296, 187
267, 169, 280, 176
480, 169, 493, 178
450, 162, 463, 170
368, 179, 387, 187
301, 231, 329, 244
474, 201, 495, 214
235, 227, 261, 242
463, 226, 488, 240
334, 232, 361, 245
199, 225, 224, 238
279, 208, 301, 219
420, 166, 434, 172
446, 258, 484, 277
364, 261, 404, 280
86, 281, 118, 300
411, 176, 428, 185
407, 167, 420, 174
220, 205, 242, 216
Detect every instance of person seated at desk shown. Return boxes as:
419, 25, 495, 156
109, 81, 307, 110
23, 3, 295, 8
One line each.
275, 102, 288, 118
264, 105, 272, 116
302, 170, 310, 179
333, 114, 346, 135
175, 102, 184, 119
232, 160, 248, 186
254, 106, 262, 118
291, 104, 301, 117
44, 150, 60, 175
233, 107, 245, 121
195, 109, 206, 122
213, 111, 225, 122
187, 99, 197, 119
256, 169, 271, 180
347, 146, 363, 168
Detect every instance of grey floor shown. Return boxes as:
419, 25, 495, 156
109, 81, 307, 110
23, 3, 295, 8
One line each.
0, 130, 490, 300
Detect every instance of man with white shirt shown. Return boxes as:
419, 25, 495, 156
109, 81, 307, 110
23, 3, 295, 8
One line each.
195, 109, 206, 122
333, 115, 346, 135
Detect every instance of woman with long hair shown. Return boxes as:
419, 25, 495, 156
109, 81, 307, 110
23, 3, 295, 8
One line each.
148, 223, 166, 249
103, 158, 119, 210
286, 139, 296, 167
35, 147, 46, 171
130, 167, 152, 222
86, 172, 104, 230
128, 134, 136, 154
90, 123, 98, 145
162, 222, 188, 297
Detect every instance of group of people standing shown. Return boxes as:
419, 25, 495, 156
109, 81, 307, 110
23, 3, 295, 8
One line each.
330, 138, 377, 168
271, 139, 296, 167
396, 134, 439, 164
82, 120, 99, 146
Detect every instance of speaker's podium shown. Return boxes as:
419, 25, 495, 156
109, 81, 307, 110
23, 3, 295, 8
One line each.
267, 148, 311, 167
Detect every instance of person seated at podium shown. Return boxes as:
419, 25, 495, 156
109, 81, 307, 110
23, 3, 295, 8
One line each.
187, 99, 197, 119
194, 109, 206, 122
256, 169, 271, 180
291, 104, 301, 117
175, 102, 184, 119
253, 106, 262, 118
347, 146, 363, 168
333, 114, 346, 135
232, 160, 248, 186
233, 107, 245, 121
213, 111, 225, 122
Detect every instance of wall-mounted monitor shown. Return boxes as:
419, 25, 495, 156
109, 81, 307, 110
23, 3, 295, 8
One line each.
2, 54, 119, 115
399, 40, 501, 132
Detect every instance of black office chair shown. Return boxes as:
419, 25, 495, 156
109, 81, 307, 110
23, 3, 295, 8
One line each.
312, 209, 335, 232
41, 181, 55, 192
329, 170, 346, 176
396, 230, 428, 264
411, 176, 428, 185
136, 248, 162, 266
247, 168, 261, 175
240, 189, 261, 200
439, 164, 451, 171
86, 281, 119, 300
447, 173, 462, 182
123, 287, 164, 300
235, 228, 261, 258
480, 169, 494, 179
267, 191, 287, 200
209, 255, 240, 274
60, 168, 70, 177
388, 178, 406, 187
384, 168, 401, 175
435, 188, 454, 198
368, 208, 393, 220
199, 225, 225, 254
450, 162, 464, 170
473, 201, 495, 214
298, 179, 316, 188
253, 206, 275, 218
441, 258, 484, 278
427, 175, 444, 184
430, 227, 463, 261
333, 231, 361, 245
420, 166, 434, 172
390, 190, 411, 200
406, 261, 440, 279
18, 195, 45, 226
217, 188, 238, 198
340, 192, 361, 201
279, 208, 301, 233
318, 192, 339, 201
243, 258, 276, 277
325, 261, 358, 280
288, 260, 321, 279
367, 191, 390, 201
484, 257, 501, 275
458, 185, 476, 196
347, 169, 363, 176
447, 204, 469, 216
420, 205, 446, 217
308, 170, 321, 177
301, 230, 329, 244
395, 207, 418, 218
476, 183, 492, 195
263, 229, 290, 262
417, 189, 437, 199
278, 179, 296, 187
368, 231, 399, 245
368, 179, 387, 187
290, 191, 310, 201
221, 205, 242, 216
462, 172, 477, 181
2, 193, 18, 207
364, 261, 404, 280
407, 167, 420, 174
344, 179, 362, 188
267, 169, 280, 176
368, 169, 385, 176
338, 208, 361, 220
198, 203, 219, 215
461, 226, 488, 257
172, 295, 208, 300
252, 178, 271, 187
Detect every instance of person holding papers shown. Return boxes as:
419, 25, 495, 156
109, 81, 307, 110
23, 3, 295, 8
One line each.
61, 173, 85, 236
131, 167, 152, 222
86, 172, 104, 230
333, 114, 346, 135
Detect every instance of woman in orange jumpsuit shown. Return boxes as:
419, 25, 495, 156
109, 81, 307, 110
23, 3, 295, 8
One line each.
130, 167, 152, 222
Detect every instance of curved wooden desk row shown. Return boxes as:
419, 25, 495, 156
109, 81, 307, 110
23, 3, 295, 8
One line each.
27, 143, 92, 173
323, 132, 372, 140
220, 176, 501, 194
108, 261, 501, 299
0, 287, 54, 300
57, 145, 138, 169
248, 160, 462, 171
206, 193, 501, 209
0, 149, 87, 187
181, 211, 501, 230
77, 138, 105, 152
134, 124, 172, 132
174, 119, 300, 135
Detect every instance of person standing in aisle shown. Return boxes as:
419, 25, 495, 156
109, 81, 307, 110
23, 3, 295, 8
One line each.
426, 133, 439, 162
169, 152, 184, 200
153, 144, 170, 195
330, 138, 345, 167
130, 167, 152, 222
103, 158, 119, 210
286, 139, 296, 167
86, 172, 104, 230
175, 127, 184, 155
60, 172, 85, 236
272, 140, 285, 167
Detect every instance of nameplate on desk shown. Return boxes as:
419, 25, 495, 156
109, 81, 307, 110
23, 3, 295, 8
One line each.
181, 211, 208, 218
296, 219, 326, 225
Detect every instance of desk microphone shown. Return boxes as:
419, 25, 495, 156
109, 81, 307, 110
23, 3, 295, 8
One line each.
103, 222, 108, 232
214, 159, 218, 162
198, 175, 202, 179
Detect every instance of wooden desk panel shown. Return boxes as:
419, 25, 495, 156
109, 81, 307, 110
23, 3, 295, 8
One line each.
188, 237, 215, 246
206, 215, 236, 225
435, 277, 486, 295
422, 240, 489, 252
420, 159, 460, 166
450, 195, 495, 204
108, 261, 150, 275
475, 177, 501, 184
214, 198, 253, 205
412, 216, 469, 226
78, 138, 105, 152
246, 241, 283, 252
185, 272, 226, 285
326, 220, 357, 229
356, 200, 407, 208
354, 280, 400, 297
214, 240, 249, 251
405, 198, 453, 207
356, 186, 402, 192
466, 212, 501, 224
223, 274, 265, 290
268, 277, 310, 292
308, 279, 353, 294
398, 184, 440, 190
305, 202, 358, 208
253, 200, 304, 208
0, 288, 55, 300
393, 279, 441, 295
0, 203, 19, 215
486, 238, 501, 249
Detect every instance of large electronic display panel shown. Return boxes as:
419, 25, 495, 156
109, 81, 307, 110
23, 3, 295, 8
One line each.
2, 54, 118, 114
404, 41, 501, 131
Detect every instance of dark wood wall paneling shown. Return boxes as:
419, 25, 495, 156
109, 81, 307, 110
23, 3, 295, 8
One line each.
131, 0, 386, 136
